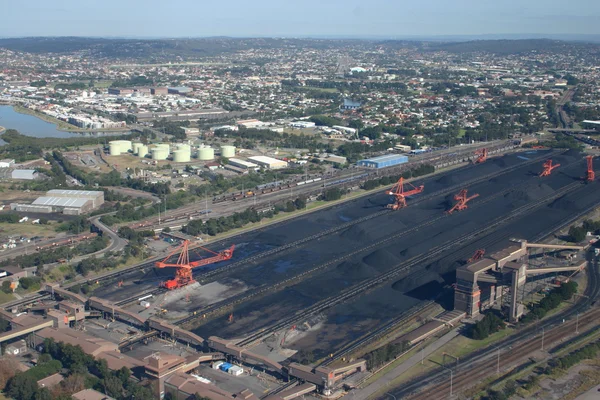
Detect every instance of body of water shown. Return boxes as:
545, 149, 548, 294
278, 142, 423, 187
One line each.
0, 105, 79, 139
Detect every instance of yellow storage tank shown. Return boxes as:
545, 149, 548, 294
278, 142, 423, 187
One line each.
173, 149, 191, 163
220, 145, 235, 158
137, 145, 149, 158
197, 146, 215, 161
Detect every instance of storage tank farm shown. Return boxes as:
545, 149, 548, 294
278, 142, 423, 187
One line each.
197, 145, 215, 161
221, 145, 236, 158
137, 145, 149, 158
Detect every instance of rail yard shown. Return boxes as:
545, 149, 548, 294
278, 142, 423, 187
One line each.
3, 146, 600, 399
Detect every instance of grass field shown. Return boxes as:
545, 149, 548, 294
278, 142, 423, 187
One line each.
0, 291, 15, 304
303, 86, 338, 93
0, 222, 59, 238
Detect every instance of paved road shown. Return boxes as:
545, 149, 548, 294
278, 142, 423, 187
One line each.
574, 384, 600, 400
89, 216, 128, 254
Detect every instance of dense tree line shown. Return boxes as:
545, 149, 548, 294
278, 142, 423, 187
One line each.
546, 340, 600, 374
55, 216, 91, 234
183, 207, 268, 237
0, 213, 21, 223
521, 281, 577, 323
470, 312, 506, 340
364, 341, 410, 369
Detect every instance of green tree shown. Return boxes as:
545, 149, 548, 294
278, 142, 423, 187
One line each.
1, 280, 12, 294
568, 225, 586, 243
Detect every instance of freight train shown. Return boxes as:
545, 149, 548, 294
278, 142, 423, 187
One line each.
35, 233, 98, 251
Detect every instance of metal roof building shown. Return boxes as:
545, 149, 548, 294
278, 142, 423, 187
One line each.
247, 155, 288, 170
11, 189, 104, 215
357, 154, 409, 169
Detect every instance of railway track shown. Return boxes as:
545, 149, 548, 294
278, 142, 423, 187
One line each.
229, 180, 586, 347
409, 308, 600, 400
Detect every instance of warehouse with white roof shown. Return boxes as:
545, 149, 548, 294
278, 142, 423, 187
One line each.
11, 190, 104, 215
247, 156, 288, 170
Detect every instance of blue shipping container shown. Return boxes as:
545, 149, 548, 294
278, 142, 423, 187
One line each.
220, 363, 232, 372
357, 154, 408, 169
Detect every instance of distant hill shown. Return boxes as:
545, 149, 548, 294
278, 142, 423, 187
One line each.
1, 37, 599, 59
0, 37, 362, 59
427, 39, 600, 54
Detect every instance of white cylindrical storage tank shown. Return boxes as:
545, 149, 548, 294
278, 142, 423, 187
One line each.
221, 145, 235, 158
137, 145, 149, 158
151, 148, 169, 160
117, 140, 132, 153
177, 144, 191, 152
132, 142, 143, 155
155, 143, 171, 152
197, 147, 214, 161
109, 141, 121, 156
173, 150, 191, 163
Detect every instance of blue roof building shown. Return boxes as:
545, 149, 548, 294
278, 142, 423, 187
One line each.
357, 154, 408, 169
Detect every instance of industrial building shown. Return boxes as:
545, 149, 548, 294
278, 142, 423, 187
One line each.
290, 121, 316, 129
357, 154, 408, 169
0, 168, 39, 180
0, 159, 15, 168
454, 240, 585, 322
11, 189, 104, 215
247, 155, 288, 170
228, 158, 259, 171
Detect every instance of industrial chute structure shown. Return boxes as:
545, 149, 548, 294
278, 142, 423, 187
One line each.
447, 189, 479, 214
467, 249, 486, 263
539, 159, 560, 177
386, 177, 424, 210
155, 240, 235, 290
474, 148, 488, 164
586, 155, 595, 182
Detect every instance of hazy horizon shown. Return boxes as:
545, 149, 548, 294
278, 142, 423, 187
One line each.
2, 0, 599, 38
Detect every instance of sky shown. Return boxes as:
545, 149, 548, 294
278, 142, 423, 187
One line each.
2, 0, 600, 38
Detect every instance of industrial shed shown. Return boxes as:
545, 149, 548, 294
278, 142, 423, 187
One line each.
247, 156, 288, 170
357, 154, 408, 169
11, 189, 104, 215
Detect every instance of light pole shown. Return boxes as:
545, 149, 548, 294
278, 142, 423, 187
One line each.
495, 346, 500, 376
541, 327, 545, 351
576, 312, 579, 334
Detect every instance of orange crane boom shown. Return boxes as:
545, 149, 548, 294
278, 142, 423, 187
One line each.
539, 159, 560, 177
586, 155, 595, 182
155, 240, 235, 290
474, 148, 488, 164
447, 188, 479, 214
467, 249, 485, 263
386, 177, 424, 210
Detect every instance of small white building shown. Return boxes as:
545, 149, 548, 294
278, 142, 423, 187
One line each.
0, 159, 15, 168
